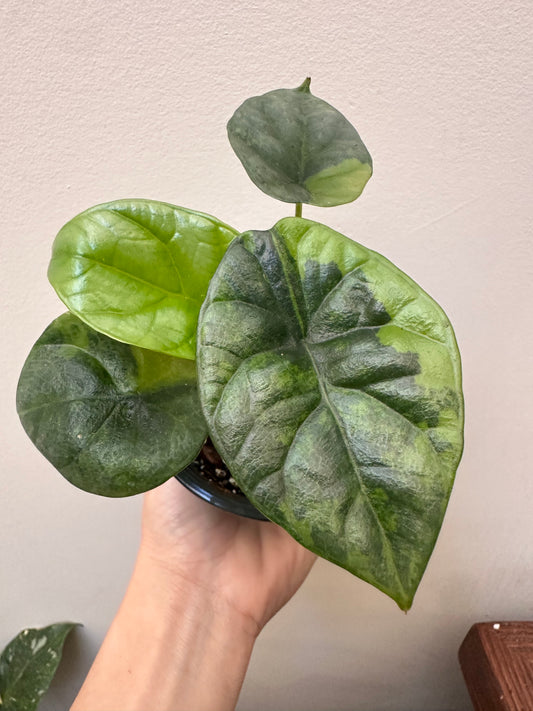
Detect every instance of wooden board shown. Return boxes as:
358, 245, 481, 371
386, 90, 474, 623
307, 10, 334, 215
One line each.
459, 622, 533, 711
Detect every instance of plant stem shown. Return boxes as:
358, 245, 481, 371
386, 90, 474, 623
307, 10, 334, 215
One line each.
295, 203, 302, 218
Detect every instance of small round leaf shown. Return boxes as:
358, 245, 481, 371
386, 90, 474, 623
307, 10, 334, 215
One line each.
17, 314, 207, 496
227, 79, 373, 207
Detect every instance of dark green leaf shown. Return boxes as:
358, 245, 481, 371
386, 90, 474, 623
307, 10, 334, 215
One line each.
17, 313, 207, 496
197, 218, 463, 609
227, 79, 372, 207
48, 200, 237, 360
0, 622, 78, 711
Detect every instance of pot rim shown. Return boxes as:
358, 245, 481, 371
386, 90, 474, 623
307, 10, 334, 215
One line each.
175, 462, 269, 521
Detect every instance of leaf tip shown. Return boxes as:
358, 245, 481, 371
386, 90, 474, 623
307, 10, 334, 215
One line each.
397, 596, 413, 613
297, 77, 311, 93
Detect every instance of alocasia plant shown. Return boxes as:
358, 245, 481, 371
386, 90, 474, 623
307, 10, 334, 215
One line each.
17, 79, 463, 609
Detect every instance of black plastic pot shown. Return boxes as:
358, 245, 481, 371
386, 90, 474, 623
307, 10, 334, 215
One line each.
175, 460, 268, 521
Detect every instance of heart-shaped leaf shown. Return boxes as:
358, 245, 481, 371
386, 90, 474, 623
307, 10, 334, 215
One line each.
197, 218, 463, 609
227, 79, 372, 207
0, 622, 79, 711
48, 200, 237, 360
17, 313, 207, 496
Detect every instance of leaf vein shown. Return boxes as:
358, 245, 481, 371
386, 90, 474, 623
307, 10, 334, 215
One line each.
302, 341, 408, 599
65, 254, 197, 304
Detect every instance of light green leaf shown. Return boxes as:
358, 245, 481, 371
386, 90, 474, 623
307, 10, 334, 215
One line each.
197, 217, 463, 609
16, 313, 207, 496
0, 623, 79, 711
227, 79, 372, 207
48, 199, 237, 360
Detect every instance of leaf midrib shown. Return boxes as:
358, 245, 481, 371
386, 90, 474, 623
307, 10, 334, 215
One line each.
270, 230, 306, 337
60, 253, 198, 305
113, 209, 186, 294
262, 232, 408, 599
296, 95, 309, 186
301, 339, 408, 601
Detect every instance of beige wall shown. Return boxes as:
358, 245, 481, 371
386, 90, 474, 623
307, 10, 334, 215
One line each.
2, 1, 532, 709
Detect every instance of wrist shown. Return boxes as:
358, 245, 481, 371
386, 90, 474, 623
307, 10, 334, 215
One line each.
135, 542, 263, 641
72, 548, 256, 711
133, 553, 257, 710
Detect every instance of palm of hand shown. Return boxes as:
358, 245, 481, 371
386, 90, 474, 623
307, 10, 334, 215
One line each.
141, 478, 316, 634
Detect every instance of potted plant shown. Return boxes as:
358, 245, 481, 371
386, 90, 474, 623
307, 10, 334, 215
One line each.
16, 79, 464, 611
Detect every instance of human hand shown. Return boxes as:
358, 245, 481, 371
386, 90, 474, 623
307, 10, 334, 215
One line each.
140, 477, 316, 636
72, 478, 315, 711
